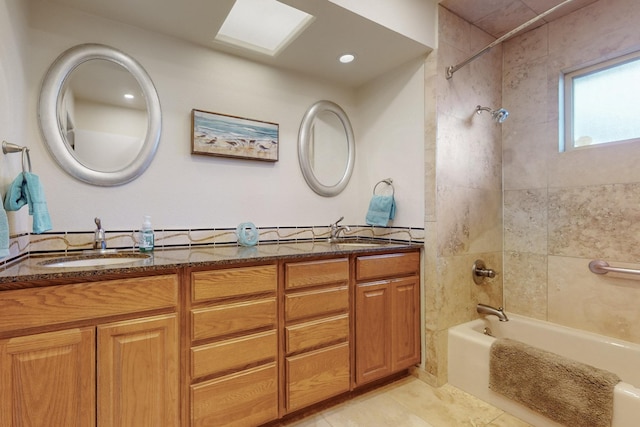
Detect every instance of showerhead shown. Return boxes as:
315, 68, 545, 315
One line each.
475, 105, 509, 123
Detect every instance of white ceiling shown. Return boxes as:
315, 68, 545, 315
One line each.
39, 0, 432, 88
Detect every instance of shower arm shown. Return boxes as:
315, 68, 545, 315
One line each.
445, 0, 577, 80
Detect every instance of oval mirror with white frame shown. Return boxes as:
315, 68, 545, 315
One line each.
298, 100, 355, 197
38, 43, 161, 186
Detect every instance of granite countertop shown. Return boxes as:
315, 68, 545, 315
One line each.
0, 240, 422, 287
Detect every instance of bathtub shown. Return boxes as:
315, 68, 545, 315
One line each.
448, 314, 640, 427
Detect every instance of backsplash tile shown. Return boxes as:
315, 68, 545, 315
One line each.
0, 224, 425, 268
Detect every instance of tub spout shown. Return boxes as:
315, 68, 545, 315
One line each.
477, 303, 509, 322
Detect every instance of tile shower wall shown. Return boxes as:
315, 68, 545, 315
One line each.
502, 0, 640, 344
419, 7, 504, 386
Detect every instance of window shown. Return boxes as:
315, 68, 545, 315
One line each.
562, 51, 640, 151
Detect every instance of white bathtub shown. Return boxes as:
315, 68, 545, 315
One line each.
448, 314, 640, 427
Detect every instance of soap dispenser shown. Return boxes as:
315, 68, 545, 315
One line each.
139, 215, 155, 252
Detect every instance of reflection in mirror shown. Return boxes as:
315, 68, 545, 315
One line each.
310, 110, 348, 186
298, 100, 355, 197
61, 60, 148, 172
39, 44, 161, 186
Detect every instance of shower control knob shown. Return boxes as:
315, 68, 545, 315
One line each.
472, 260, 497, 284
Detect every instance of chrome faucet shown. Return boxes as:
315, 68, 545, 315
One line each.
93, 217, 107, 250
476, 303, 509, 322
328, 216, 351, 242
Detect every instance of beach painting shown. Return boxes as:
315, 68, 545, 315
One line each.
191, 109, 279, 161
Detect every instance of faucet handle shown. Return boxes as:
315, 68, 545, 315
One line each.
95, 217, 102, 229
333, 216, 344, 226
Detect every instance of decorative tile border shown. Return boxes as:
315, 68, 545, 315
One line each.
1, 224, 425, 268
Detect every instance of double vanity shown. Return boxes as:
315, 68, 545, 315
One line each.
0, 241, 421, 426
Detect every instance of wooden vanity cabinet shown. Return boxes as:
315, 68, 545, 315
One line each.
354, 252, 421, 386
187, 264, 279, 427
0, 274, 179, 427
283, 257, 351, 413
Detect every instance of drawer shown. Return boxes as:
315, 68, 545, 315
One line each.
285, 258, 349, 289
285, 314, 349, 354
0, 275, 178, 335
286, 343, 350, 412
356, 251, 420, 281
191, 265, 277, 302
191, 298, 276, 342
191, 363, 278, 427
285, 286, 348, 322
191, 330, 276, 378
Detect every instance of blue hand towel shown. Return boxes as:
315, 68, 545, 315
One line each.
0, 194, 9, 258
365, 194, 396, 227
4, 172, 52, 234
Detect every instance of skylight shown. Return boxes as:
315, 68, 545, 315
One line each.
215, 0, 314, 56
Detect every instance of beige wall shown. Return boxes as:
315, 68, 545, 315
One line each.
0, 1, 427, 235
502, 0, 640, 344
420, 6, 504, 386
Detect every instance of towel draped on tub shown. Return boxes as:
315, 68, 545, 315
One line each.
489, 337, 620, 427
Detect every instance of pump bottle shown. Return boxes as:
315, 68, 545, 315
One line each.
139, 215, 155, 252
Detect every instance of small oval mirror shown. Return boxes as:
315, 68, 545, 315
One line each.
298, 100, 355, 196
38, 44, 161, 186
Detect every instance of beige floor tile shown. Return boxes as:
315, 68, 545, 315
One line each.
281, 376, 532, 427
487, 412, 534, 427
281, 414, 333, 427
386, 379, 504, 427
322, 392, 435, 427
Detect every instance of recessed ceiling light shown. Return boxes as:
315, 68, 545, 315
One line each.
215, 0, 314, 57
124, 93, 134, 99
339, 54, 356, 64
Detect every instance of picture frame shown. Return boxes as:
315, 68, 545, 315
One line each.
191, 109, 279, 162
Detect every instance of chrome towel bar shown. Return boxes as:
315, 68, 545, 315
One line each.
589, 260, 640, 276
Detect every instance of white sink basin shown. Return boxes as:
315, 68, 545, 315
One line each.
38, 253, 151, 268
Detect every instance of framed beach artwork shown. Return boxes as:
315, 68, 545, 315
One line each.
191, 109, 279, 162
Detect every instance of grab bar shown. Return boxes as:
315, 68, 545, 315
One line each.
589, 260, 640, 276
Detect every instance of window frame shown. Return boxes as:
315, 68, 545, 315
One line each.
561, 50, 640, 152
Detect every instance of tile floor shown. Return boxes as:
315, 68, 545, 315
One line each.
280, 376, 534, 427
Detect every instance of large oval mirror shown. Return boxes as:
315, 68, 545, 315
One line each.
38, 44, 161, 186
298, 100, 355, 197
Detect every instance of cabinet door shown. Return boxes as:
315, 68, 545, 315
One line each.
0, 327, 95, 427
97, 314, 178, 427
355, 281, 392, 385
391, 276, 421, 371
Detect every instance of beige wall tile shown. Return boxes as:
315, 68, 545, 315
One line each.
503, 57, 548, 129
504, 189, 547, 254
503, 251, 548, 320
502, 121, 553, 190
548, 184, 640, 260
503, 25, 548, 71
548, 255, 640, 344
548, 143, 640, 187
548, 0, 640, 58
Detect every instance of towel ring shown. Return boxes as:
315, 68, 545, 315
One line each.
373, 178, 394, 196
